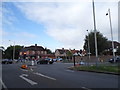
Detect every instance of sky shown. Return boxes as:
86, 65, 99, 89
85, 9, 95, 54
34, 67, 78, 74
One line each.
1, 0, 119, 52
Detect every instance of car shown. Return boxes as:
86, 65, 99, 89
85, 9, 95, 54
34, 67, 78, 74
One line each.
53, 58, 57, 62
37, 58, 54, 64
56, 58, 63, 61
108, 56, 120, 63
1, 59, 13, 64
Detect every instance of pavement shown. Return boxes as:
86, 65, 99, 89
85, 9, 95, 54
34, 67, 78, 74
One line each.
1, 61, 119, 89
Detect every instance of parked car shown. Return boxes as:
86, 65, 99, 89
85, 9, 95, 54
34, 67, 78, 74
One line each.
53, 58, 57, 62
2, 59, 13, 64
56, 58, 63, 61
37, 58, 54, 64
108, 56, 120, 63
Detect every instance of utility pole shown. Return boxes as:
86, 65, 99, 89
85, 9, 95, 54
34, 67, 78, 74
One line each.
87, 30, 91, 61
106, 9, 115, 62
92, 0, 98, 67
13, 41, 15, 60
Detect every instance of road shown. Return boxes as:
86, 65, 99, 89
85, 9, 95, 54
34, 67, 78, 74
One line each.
1, 61, 119, 89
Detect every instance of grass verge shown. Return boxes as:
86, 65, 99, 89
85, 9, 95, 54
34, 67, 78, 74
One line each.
69, 65, 120, 75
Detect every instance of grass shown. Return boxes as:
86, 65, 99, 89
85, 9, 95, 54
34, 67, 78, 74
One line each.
69, 65, 120, 74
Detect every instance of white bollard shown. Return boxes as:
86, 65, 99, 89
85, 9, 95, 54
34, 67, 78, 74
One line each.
31, 60, 34, 66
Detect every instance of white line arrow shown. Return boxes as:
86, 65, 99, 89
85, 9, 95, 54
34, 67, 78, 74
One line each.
19, 74, 37, 85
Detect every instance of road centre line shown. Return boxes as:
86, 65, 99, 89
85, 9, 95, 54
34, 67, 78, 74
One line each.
19, 74, 37, 85
34, 72, 56, 80
0, 78, 8, 90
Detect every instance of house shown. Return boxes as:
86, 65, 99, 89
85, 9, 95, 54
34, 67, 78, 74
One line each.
55, 48, 83, 60
55, 48, 69, 59
19, 44, 54, 60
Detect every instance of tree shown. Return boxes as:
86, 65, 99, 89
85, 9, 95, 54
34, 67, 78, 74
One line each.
83, 31, 109, 55
66, 51, 73, 60
4, 45, 23, 59
46, 49, 52, 54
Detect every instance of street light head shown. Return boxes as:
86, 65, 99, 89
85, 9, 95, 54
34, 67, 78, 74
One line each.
106, 13, 108, 16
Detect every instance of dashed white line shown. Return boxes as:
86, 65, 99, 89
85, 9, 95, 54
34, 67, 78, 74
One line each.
34, 72, 56, 80
0, 78, 8, 90
66, 70, 74, 72
21, 69, 28, 72
81, 87, 91, 90
19, 74, 37, 85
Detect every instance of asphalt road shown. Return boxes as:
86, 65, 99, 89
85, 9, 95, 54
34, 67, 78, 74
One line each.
1, 61, 119, 89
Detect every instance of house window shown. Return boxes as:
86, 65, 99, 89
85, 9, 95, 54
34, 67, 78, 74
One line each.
37, 51, 40, 55
32, 51, 35, 55
26, 51, 29, 55
41, 51, 43, 54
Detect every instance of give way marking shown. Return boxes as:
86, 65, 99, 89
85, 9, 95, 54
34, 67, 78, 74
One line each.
19, 74, 37, 85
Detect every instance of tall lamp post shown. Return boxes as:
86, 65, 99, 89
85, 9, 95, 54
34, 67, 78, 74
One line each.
86, 30, 91, 61
106, 8, 115, 62
9, 40, 15, 60
92, 0, 98, 67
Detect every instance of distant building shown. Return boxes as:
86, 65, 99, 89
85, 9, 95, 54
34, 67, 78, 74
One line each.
19, 44, 54, 60
55, 48, 84, 60
55, 48, 69, 58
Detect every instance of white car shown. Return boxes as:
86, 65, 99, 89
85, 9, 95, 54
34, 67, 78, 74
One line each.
57, 58, 63, 61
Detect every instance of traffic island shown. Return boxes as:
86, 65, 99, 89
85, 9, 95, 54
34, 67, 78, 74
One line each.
68, 65, 120, 75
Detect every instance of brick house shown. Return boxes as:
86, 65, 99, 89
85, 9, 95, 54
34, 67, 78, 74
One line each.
55, 48, 69, 59
19, 44, 54, 60
55, 48, 83, 61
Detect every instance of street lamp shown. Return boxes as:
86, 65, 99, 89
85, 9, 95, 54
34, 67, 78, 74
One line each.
92, 0, 98, 67
9, 40, 15, 60
86, 30, 91, 61
106, 8, 115, 62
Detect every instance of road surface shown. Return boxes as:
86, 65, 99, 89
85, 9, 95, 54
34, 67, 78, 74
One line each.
1, 62, 119, 89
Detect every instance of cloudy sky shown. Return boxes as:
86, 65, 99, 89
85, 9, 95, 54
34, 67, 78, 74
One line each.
1, 0, 119, 52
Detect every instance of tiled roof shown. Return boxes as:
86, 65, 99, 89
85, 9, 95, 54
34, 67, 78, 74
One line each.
56, 49, 69, 54
20, 45, 45, 52
70, 50, 80, 54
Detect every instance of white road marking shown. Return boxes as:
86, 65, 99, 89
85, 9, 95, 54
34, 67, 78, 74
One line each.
21, 69, 28, 72
81, 87, 91, 90
19, 74, 37, 85
0, 78, 8, 90
66, 70, 74, 72
34, 72, 56, 80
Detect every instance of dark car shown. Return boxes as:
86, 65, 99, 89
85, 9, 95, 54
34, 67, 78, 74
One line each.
37, 58, 54, 64
108, 56, 120, 63
2, 59, 13, 64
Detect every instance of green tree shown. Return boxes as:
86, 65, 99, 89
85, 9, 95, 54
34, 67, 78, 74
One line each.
83, 31, 109, 55
66, 51, 73, 60
5, 45, 23, 59
46, 49, 52, 54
